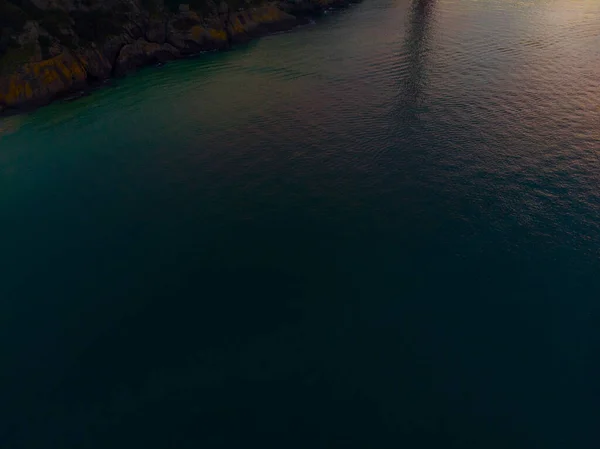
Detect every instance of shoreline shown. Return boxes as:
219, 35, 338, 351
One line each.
0, 0, 359, 117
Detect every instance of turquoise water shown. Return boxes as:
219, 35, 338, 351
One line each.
1, 0, 600, 447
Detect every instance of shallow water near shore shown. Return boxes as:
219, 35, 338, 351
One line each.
1, 0, 600, 447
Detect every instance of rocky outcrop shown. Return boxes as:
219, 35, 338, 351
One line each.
114, 39, 179, 75
0, 0, 356, 113
0, 50, 86, 108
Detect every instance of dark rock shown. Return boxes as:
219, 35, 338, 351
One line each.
114, 39, 179, 76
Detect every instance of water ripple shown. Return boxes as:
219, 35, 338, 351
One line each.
1, 3, 600, 446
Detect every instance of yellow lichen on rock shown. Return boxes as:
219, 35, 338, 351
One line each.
0, 78, 33, 106
0, 52, 86, 109
190, 25, 205, 42
207, 28, 228, 42
253, 5, 286, 23
232, 17, 246, 34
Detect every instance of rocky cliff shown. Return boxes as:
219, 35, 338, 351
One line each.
0, 0, 352, 113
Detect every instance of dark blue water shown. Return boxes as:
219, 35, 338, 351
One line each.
1, 0, 599, 447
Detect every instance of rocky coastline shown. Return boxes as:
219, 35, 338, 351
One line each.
0, 0, 356, 114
